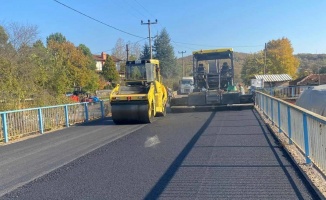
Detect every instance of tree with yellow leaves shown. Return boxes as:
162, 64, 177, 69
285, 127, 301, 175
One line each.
266, 37, 299, 78
241, 37, 300, 84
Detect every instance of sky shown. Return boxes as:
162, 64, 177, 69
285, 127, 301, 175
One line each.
1, 0, 326, 58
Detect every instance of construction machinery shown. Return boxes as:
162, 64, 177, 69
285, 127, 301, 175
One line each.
109, 59, 168, 124
170, 48, 253, 111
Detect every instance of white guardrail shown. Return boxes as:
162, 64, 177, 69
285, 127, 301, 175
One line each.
0, 100, 111, 143
255, 91, 326, 176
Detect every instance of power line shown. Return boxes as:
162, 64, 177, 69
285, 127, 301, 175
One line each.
53, 0, 265, 54
53, 0, 146, 39
120, 0, 148, 19
95, 38, 147, 54
133, 0, 156, 19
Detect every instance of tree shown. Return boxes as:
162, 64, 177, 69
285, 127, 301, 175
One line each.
102, 55, 119, 83
241, 37, 300, 84
0, 26, 8, 47
127, 41, 141, 60
78, 44, 96, 70
266, 37, 299, 78
46, 32, 66, 45
320, 66, 326, 74
140, 43, 150, 60
6, 22, 39, 50
47, 39, 100, 94
241, 53, 266, 85
111, 38, 126, 61
153, 28, 178, 78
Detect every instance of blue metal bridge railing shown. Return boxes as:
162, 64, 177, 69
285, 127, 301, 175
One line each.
0, 100, 111, 143
255, 91, 326, 176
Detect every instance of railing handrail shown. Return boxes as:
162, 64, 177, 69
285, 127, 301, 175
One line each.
255, 91, 326, 176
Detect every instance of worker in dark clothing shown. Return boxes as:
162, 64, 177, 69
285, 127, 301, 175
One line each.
221, 62, 229, 76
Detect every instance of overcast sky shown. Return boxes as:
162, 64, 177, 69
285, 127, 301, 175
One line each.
1, 0, 326, 57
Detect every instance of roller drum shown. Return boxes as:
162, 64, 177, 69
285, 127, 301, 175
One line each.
111, 101, 152, 124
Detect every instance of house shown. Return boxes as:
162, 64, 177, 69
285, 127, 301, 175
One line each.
253, 74, 292, 87
289, 74, 326, 86
93, 52, 122, 72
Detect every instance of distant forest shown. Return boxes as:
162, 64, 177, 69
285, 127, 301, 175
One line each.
177, 52, 326, 83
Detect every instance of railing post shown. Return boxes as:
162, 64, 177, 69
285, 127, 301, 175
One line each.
261, 94, 264, 113
271, 98, 274, 125
64, 105, 69, 127
84, 103, 89, 122
287, 106, 292, 144
265, 96, 268, 118
100, 101, 105, 119
291, 87, 295, 97
277, 101, 281, 132
302, 113, 311, 164
1, 113, 9, 143
38, 108, 44, 134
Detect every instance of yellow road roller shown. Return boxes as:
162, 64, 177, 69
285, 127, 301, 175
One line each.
110, 59, 168, 124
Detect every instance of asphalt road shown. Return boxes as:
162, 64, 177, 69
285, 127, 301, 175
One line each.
0, 109, 319, 199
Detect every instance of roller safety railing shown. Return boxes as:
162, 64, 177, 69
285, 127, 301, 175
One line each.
255, 91, 326, 176
0, 100, 111, 143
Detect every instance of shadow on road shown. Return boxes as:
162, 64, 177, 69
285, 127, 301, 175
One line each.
144, 112, 216, 199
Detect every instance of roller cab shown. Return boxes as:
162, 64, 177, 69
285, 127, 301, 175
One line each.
110, 59, 167, 124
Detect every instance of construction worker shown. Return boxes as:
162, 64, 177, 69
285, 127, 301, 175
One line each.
238, 84, 245, 95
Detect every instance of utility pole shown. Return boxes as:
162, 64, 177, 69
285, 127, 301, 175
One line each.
264, 43, 267, 74
141, 19, 157, 59
318, 66, 321, 85
126, 44, 129, 62
178, 51, 186, 76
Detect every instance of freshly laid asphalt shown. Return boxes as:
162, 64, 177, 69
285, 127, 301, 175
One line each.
0, 109, 320, 199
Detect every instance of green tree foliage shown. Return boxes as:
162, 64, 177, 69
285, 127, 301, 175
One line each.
296, 54, 326, 76
0, 24, 103, 110
0, 26, 8, 47
78, 44, 96, 70
140, 43, 151, 60
102, 55, 119, 83
240, 53, 266, 85
153, 28, 178, 78
46, 32, 66, 45
320, 66, 326, 74
47, 40, 100, 94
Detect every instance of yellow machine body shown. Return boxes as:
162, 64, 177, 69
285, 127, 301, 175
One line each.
110, 59, 167, 124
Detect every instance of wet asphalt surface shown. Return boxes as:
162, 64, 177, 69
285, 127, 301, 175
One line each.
0, 109, 319, 199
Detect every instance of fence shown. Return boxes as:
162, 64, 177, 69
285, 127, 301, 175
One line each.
0, 100, 111, 143
255, 91, 326, 176
257, 85, 310, 98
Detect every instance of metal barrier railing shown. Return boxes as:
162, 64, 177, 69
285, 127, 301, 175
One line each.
255, 92, 326, 176
257, 86, 310, 98
0, 100, 111, 143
